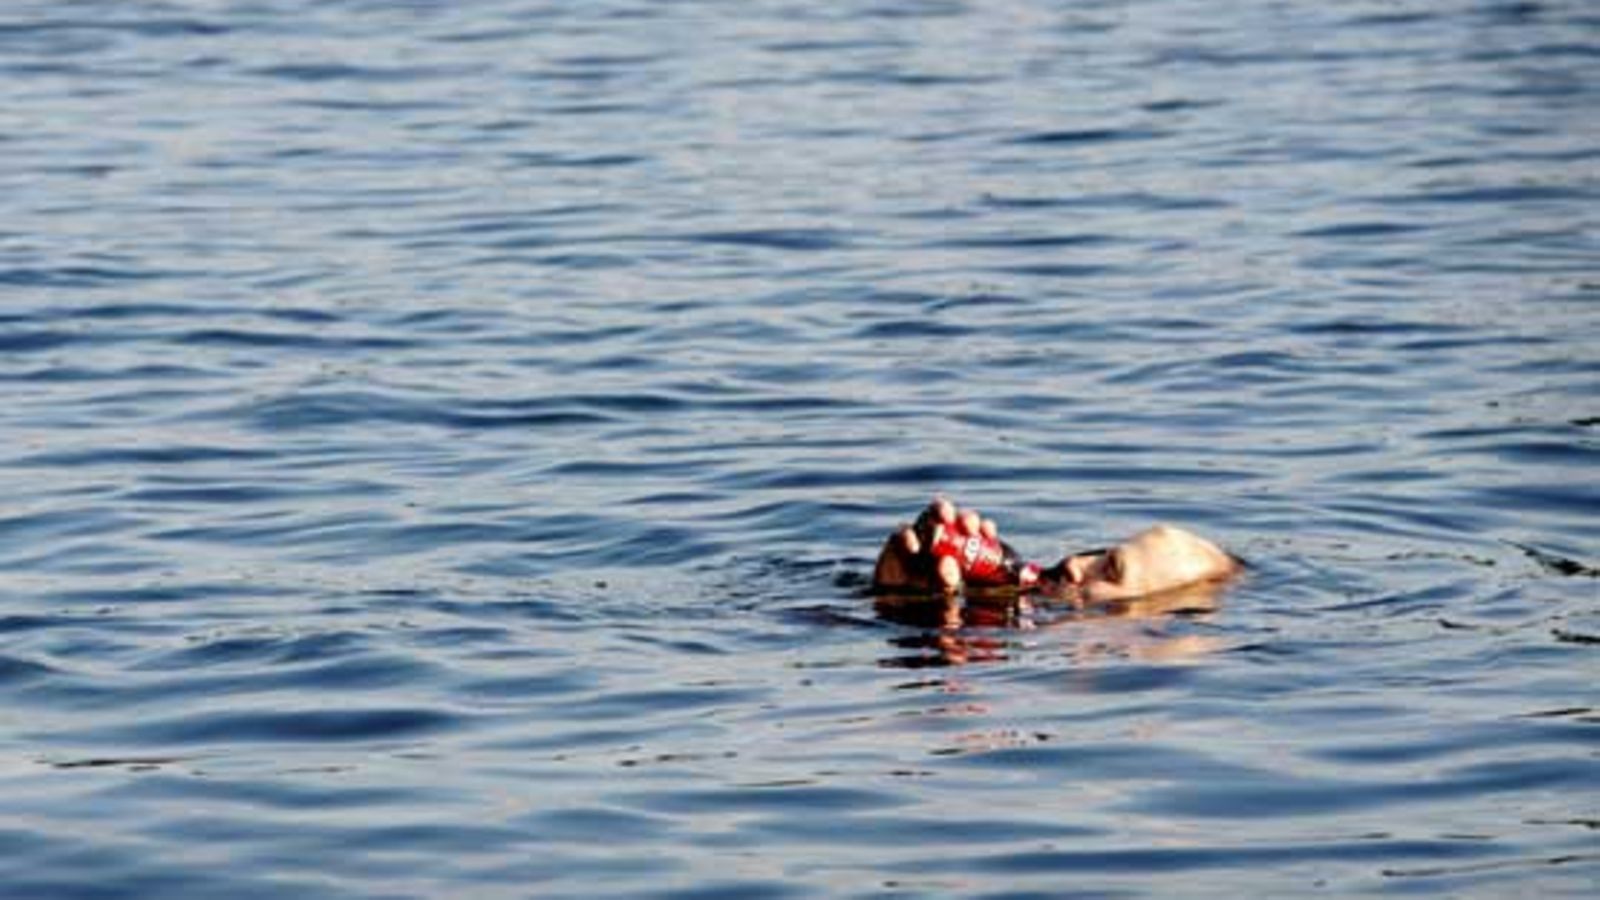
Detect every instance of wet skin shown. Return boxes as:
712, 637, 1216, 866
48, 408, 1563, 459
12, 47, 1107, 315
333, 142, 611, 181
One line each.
873, 498, 1242, 601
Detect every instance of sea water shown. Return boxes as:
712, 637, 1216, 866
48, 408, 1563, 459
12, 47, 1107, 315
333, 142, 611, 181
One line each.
1, 1, 1596, 896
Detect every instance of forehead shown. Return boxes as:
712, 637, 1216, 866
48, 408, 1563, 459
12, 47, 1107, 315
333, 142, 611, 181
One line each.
1120, 526, 1212, 562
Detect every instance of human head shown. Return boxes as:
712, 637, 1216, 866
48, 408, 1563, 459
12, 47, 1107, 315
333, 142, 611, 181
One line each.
1054, 524, 1241, 602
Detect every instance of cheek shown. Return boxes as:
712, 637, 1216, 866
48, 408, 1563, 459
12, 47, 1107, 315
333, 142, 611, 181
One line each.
1137, 554, 1191, 590
1080, 574, 1134, 602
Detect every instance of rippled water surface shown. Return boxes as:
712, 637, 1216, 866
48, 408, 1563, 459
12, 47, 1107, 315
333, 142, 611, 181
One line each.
3, 0, 1597, 896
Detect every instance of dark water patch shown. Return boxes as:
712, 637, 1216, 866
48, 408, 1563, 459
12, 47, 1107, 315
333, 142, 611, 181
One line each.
369, 521, 533, 557
294, 96, 462, 114
532, 100, 655, 117
1521, 41, 1600, 61
1006, 127, 1171, 146
722, 461, 1255, 492
1472, 483, 1600, 519
133, 630, 374, 672
453, 670, 598, 701
35, 581, 294, 609
1140, 756, 1598, 820
496, 322, 652, 349
0, 613, 78, 635
939, 741, 1254, 782
175, 328, 417, 352
614, 782, 911, 816
1396, 333, 1563, 353
251, 62, 474, 84
45, 755, 186, 771
760, 37, 907, 55
635, 882, 805, 900
507, 151, 647, 169
994, 262, 1120, 279
510, 805, 669, 844
1485, 440, 1600, 466
0, 653, 59, 685
0, 17, 231, 40
748, 813, 1100, 847
852, 1, 971, 22
123, 479, 393, 505
424, 597, 591, 627
826, 68, 997, 88
0, 507, 140, 544
597, 526, 728, 568
0, 264, 179, 288
907, 837, 1498, 876
519, 251, 636, 269
1309, 719, 1600, 765
1295, 221, 1429, 239
146, 510, 396, 551
1141, 97, 1223, 113
70, 302, 340, 325
1345, 10, 1441, 27
1319, 498, 1499, 540
0, 326, 398, 359
544, 458, 707, 480
678, 228, 855, 251
335, 821, 534, 855
916, 291, 1032, 312
234, 390, 622, 433
1511, 542, 1599, 578
15, 444, 275, 468
100, 772, 446, 815
718, 393, 866, 415
853, 317, 979, 339
1380, 852, 1600, 886
1420, 421, 1586, 443
927, 232, 1120, 250
981, 191, 1230, 212
1317, 580, 1475, 616
0, 330, 81, 353
1374, 184, 1589, 206
73, 651, 440, 708
482, 724, 674, 755
562, 685, 765, 722
100, 706, 464, 747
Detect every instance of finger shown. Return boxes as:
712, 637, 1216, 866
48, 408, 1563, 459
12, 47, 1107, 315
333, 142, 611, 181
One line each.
897, 526, 921, 556
874, 532, 921, 589
913, 499, 951, 547
936, 555, 963, 592
980, 517, 998, 541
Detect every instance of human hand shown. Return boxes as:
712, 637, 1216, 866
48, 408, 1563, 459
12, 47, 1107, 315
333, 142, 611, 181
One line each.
873, 497, 1003, 592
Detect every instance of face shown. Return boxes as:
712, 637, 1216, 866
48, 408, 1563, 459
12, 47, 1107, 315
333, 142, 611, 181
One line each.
1060, 524, 1239, 602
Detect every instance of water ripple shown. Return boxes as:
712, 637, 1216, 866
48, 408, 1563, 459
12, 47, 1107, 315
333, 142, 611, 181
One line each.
1, 0, 1594, 896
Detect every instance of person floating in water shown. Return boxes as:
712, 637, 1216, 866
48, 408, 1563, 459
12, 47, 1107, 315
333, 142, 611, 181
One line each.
873, 497, 1242, 602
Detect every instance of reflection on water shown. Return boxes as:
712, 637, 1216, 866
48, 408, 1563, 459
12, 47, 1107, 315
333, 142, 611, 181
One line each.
876, 579, 1231, 668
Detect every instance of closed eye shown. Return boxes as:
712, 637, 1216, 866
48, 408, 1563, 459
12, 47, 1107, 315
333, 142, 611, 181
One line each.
1103, 549, 1124, 584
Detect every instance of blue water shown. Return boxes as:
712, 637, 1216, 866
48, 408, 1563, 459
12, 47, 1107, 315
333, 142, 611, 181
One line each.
2, 0, 1597, 896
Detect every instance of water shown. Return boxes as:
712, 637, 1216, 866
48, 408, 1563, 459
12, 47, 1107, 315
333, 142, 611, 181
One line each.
2, 0, 1596, 895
